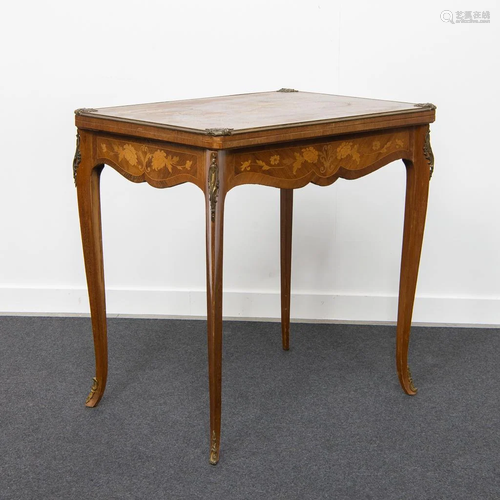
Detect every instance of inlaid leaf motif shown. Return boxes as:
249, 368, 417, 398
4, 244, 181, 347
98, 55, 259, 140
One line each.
318, 145, 337, 174
166, 156, 180, 172
137, 145, 152, 166
256, 160, 271, 170
336, 142, 352, 159
292, 153, 304, 174
240, 160, 252, 171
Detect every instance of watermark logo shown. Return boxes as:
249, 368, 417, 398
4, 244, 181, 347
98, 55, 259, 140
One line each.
441, 10, 491, 23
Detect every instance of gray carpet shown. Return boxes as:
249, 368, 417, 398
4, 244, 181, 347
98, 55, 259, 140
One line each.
0, 316, 499, 500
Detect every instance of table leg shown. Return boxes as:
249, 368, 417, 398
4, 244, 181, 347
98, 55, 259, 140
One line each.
75, 132, 108, 408
206, 152, 224, 465
280, 189, 293, 350
396, 126, 432, 395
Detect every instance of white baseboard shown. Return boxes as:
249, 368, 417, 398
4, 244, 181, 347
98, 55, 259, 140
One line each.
0, 286, 499, 327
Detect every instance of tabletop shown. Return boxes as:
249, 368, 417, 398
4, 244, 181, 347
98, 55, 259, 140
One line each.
75, 89, 436, 149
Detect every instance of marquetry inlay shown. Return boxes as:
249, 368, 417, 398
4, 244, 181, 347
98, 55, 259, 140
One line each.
96, 137, 198, 184
232, 130, 410, 181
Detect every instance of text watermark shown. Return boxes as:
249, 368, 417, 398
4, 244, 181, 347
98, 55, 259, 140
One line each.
441, 10, 491, 23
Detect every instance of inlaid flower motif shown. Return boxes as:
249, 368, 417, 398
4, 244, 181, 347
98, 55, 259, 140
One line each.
121, 144, 137, 165
101, 144, 107, 153
151, 150, 167, 171
395, 139, 404, 148
270, 155, 280, 165
372, 141, 380, 151
301, 147, 319, 163
336, 142, 360, 163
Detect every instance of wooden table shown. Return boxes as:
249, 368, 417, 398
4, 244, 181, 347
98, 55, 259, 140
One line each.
73, 89, 435, 464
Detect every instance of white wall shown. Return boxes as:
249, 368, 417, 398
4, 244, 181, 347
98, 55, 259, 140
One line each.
1, 0, 499, 325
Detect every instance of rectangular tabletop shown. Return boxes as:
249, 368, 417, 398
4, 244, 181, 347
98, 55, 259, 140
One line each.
75, 90, 436, 149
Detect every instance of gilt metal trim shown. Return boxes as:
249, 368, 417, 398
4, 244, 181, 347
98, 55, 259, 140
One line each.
73, 131, 81, 186
209, 430, 218, 465
86, 377, 99, 404
75, 108, 98, 115
205, 128, 234, 136
423, 129, 435, 180
407, 366, 418, 393
277, 88, 299, 92
414, 103, 437, 111
208, 152, 219, 222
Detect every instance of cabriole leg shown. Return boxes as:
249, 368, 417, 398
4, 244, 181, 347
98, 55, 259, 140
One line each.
75, 131, 108, 407
396, 126, 432, 395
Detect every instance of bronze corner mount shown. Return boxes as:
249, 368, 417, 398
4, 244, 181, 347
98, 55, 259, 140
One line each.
423, 129, 435, 180
75, 108, 98, 116
208, 152, 220, 222
73, 131, 81, 186
414, 103, 437, 111
205, 128, 234, 136
277, 88, 299, 93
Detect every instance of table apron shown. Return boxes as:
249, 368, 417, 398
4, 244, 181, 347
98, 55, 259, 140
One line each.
77, 126, 424, 195
226, 127, 414, 191
92, 133, 206, 190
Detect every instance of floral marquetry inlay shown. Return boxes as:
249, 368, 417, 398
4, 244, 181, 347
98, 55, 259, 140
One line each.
233, 132, 409, 182
97, 138, 198, 185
